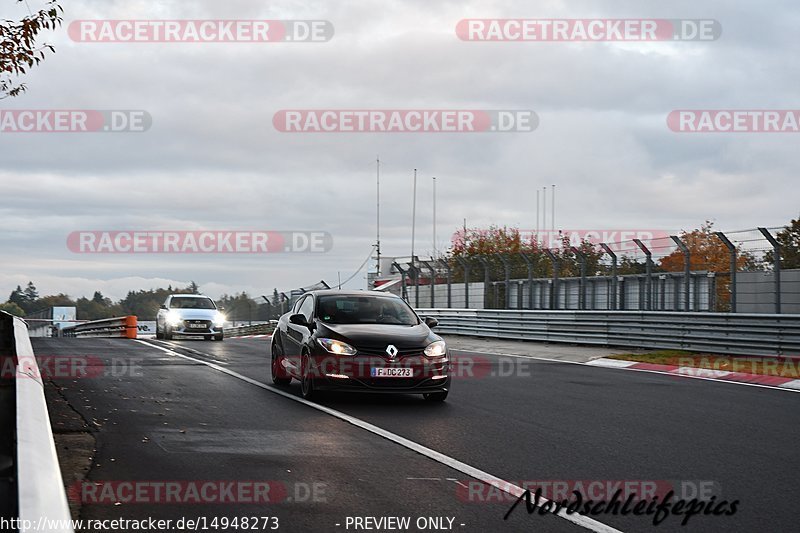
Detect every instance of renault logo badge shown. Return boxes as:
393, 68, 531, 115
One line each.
386, 345, 398, 359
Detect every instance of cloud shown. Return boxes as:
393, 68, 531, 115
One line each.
1, 0, 798, 301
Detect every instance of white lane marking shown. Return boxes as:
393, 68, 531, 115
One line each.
150, 340, 228, 365
134, 339, 621, 533
585, 358, 638, 368
450, 349, 800, 394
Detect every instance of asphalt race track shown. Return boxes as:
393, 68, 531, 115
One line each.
32, 337, 799, 533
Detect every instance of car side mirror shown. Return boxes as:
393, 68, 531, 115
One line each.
424, 316, 439, 328
289, 314, 310, 327
160, 305, 167, 310
218, 306, 225, 311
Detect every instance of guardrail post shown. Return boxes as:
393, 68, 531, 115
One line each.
455, 257, 470, 308
495, 254, 512, 309
544, 249, 559, 309
633, 239, 653, 311
670, 236, 691, 311
519, 253, 535, 309
714, 231, 737, 312
758, 227, 782, 314
421, 260, 437, 308
600, 244, 617, 310
438, 259, 452, 308
392, 262, 409, 302
571, 247, 587, 310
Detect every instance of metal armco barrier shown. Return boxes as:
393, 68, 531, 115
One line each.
62, 316, 138, 339
0, 311, 74, 532
224, 322, 274, 338
416, 308, 800, 357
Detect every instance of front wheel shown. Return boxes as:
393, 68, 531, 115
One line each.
155, 325, 163, 340
423, 390, 448, 402
163, 327, 173, 341
300, 352, 316, 400
271, 341, 291, 385
213, 334, 223, 341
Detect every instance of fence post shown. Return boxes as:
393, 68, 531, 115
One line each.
392, 261, 408, 302
670, 236, 691, 311
477, 256, 491, 308
495, 254, 511, 309
758, 227, 782, 314
600, 243, 617, 311
421, 260, 437, 307
633, 239, 653, 311
571, 247, 587, 310
519, 253, 535, 309
438, 259, 452, 308
455, 257, 470, 308
544, 249, 559, 309
411, 256, 420, 307
714, 231, 737, 312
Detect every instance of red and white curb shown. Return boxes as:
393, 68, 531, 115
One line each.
587, 358, 800, 391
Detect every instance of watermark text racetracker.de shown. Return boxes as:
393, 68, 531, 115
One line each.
273, 110, 538, 133
69, 480, 326, 505
516, 229, 671, 252
67, 231, 332, 254
68, 19, 334, 42
457, 19, 721, 41
0, 110, 151, 133
5, 355, 143, 380
668, 110, 800, 132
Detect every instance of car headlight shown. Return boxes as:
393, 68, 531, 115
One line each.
317, 338, 357, 356
166, 310, 182, 326
213, 313, 226, 327
424, 340, 447, 358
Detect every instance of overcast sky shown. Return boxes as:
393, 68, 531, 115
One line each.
1, 0, 798, 301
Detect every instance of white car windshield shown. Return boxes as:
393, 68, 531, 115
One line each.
170, 297, 215, 309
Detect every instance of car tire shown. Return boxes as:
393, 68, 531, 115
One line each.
271, 341, 291, 386
164, 327, 173, 341
423, 391, 448, 402
155, 326, 163, 340
300, 352, 316, 400
213, 334, 224, 341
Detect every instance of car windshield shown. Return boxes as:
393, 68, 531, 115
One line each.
170, 297, 215, 309
317, 295, 418, 325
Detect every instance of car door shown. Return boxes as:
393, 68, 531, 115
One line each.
284, 295, 311, 360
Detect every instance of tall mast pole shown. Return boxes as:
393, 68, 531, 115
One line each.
411, 169, 417, 262
376, 156, 381, 277
432, 176, 437, 259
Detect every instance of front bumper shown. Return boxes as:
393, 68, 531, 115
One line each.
306, 353, 451, 394
168, 321, 223, 337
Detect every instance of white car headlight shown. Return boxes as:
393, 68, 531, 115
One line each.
317, 338, 357, 356
213, 313, 226, 327
166, 310, 182, 326
424, 340, 447, 358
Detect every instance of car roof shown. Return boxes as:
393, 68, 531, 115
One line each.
169, 294, 212, 298
308, 290, 401, 299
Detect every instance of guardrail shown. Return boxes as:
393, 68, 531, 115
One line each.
62, 316, 138, 339
0, 311, 74, 532
224, 322, 274, 338
416, 308, 800, 357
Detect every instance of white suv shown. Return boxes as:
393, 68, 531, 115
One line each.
156, 294, 225, 341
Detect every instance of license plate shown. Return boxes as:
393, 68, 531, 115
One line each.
188, 323, 206, 329
371, 367, 413, 378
